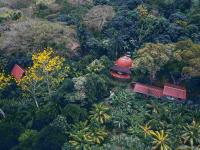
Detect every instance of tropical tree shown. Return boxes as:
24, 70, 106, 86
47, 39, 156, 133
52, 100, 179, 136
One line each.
111, 108, 129, 131
103, 134, 147, 150
173, 40, 200, 81
89, 103, 111, 124
85, 73, 110, 102
178, 120, 200, 149
69, 122, 91, 150
18, 129, 38, 143
68, 121, 108, 149
111, 90, 133, 113
135, 43, 172, 83
87, 126, 108, 145
140, 123, 152, 138
149, 130, 171, 150
18, 48, 70, 108
141, 123, 171, 150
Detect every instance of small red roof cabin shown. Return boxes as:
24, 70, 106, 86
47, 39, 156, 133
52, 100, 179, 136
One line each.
163, 83, 187, 100
131, 83, 164, 98
11, 64, 25, 81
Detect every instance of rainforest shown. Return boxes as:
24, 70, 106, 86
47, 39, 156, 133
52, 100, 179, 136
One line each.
0, 0, 200, 149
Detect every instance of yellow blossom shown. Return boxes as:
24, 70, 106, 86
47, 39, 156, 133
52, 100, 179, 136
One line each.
18, 48, 70, 107
0, 72, 12, 90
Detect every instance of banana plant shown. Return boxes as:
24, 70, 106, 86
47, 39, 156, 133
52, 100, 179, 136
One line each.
69, 121, 92, 150
88, 127, 108, 145
149, 130, 171, 150
140, 123, 152, 137
179, 120, 200, 148
89, 103, 111, 124
69, 121, 108, 149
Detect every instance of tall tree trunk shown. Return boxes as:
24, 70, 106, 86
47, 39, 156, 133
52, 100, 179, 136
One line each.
150, 73, 156, 85
32, 85, 39, 109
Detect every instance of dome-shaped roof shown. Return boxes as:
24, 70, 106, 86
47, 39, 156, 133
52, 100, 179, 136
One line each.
115, 56, 133, 68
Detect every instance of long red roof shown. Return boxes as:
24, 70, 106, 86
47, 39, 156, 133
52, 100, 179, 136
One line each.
163, 83, 187, 100
132, 83, 163, 98
11, 64, 25, 81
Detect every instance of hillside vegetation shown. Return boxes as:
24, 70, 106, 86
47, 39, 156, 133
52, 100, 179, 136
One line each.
0, 0, 200, 149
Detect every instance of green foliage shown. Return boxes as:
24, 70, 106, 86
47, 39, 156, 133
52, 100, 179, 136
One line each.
0, 122, 24, 150
14, 129, 38, 150
32, 104, 59, 129
174, 40, 200, 78
33, 125, 67, 150
103, 134, 147, 150
62, 104, 88, 123
0, 0, 200, 149
135, 43, 172, 82
18, 129, 38, 143
50, 115, 69, 133
85, 73, 111, 102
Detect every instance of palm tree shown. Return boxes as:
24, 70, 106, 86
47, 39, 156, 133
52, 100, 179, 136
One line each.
69, 121, 108, 149
69, 121, 92, 150
180, 120, 200, 148
112, 109, 129, 131
88, 127, 108, 144
140, 123, 152, 137
89, 103, 111, 124
149, 130, 171, 150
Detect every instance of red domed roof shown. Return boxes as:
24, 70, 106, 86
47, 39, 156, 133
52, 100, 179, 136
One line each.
115, 56, 133, 68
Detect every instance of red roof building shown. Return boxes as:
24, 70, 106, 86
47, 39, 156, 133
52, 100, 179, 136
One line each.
163, 83, 187, 100
110, 54, 133, 80
11, 64, 25, 81
131, 83, 164, 98
115, 55, 133, 68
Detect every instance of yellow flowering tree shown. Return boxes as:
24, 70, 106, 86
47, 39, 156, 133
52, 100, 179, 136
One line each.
0, 72, 12, 90
18, 48, 70, 108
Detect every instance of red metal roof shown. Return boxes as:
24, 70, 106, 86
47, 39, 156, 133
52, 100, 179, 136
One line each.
115, 56, 133, 68
110, 71, 131, 79
163, 83, 187, 100
132, 83, 163, 98
11, 64, 25, 81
